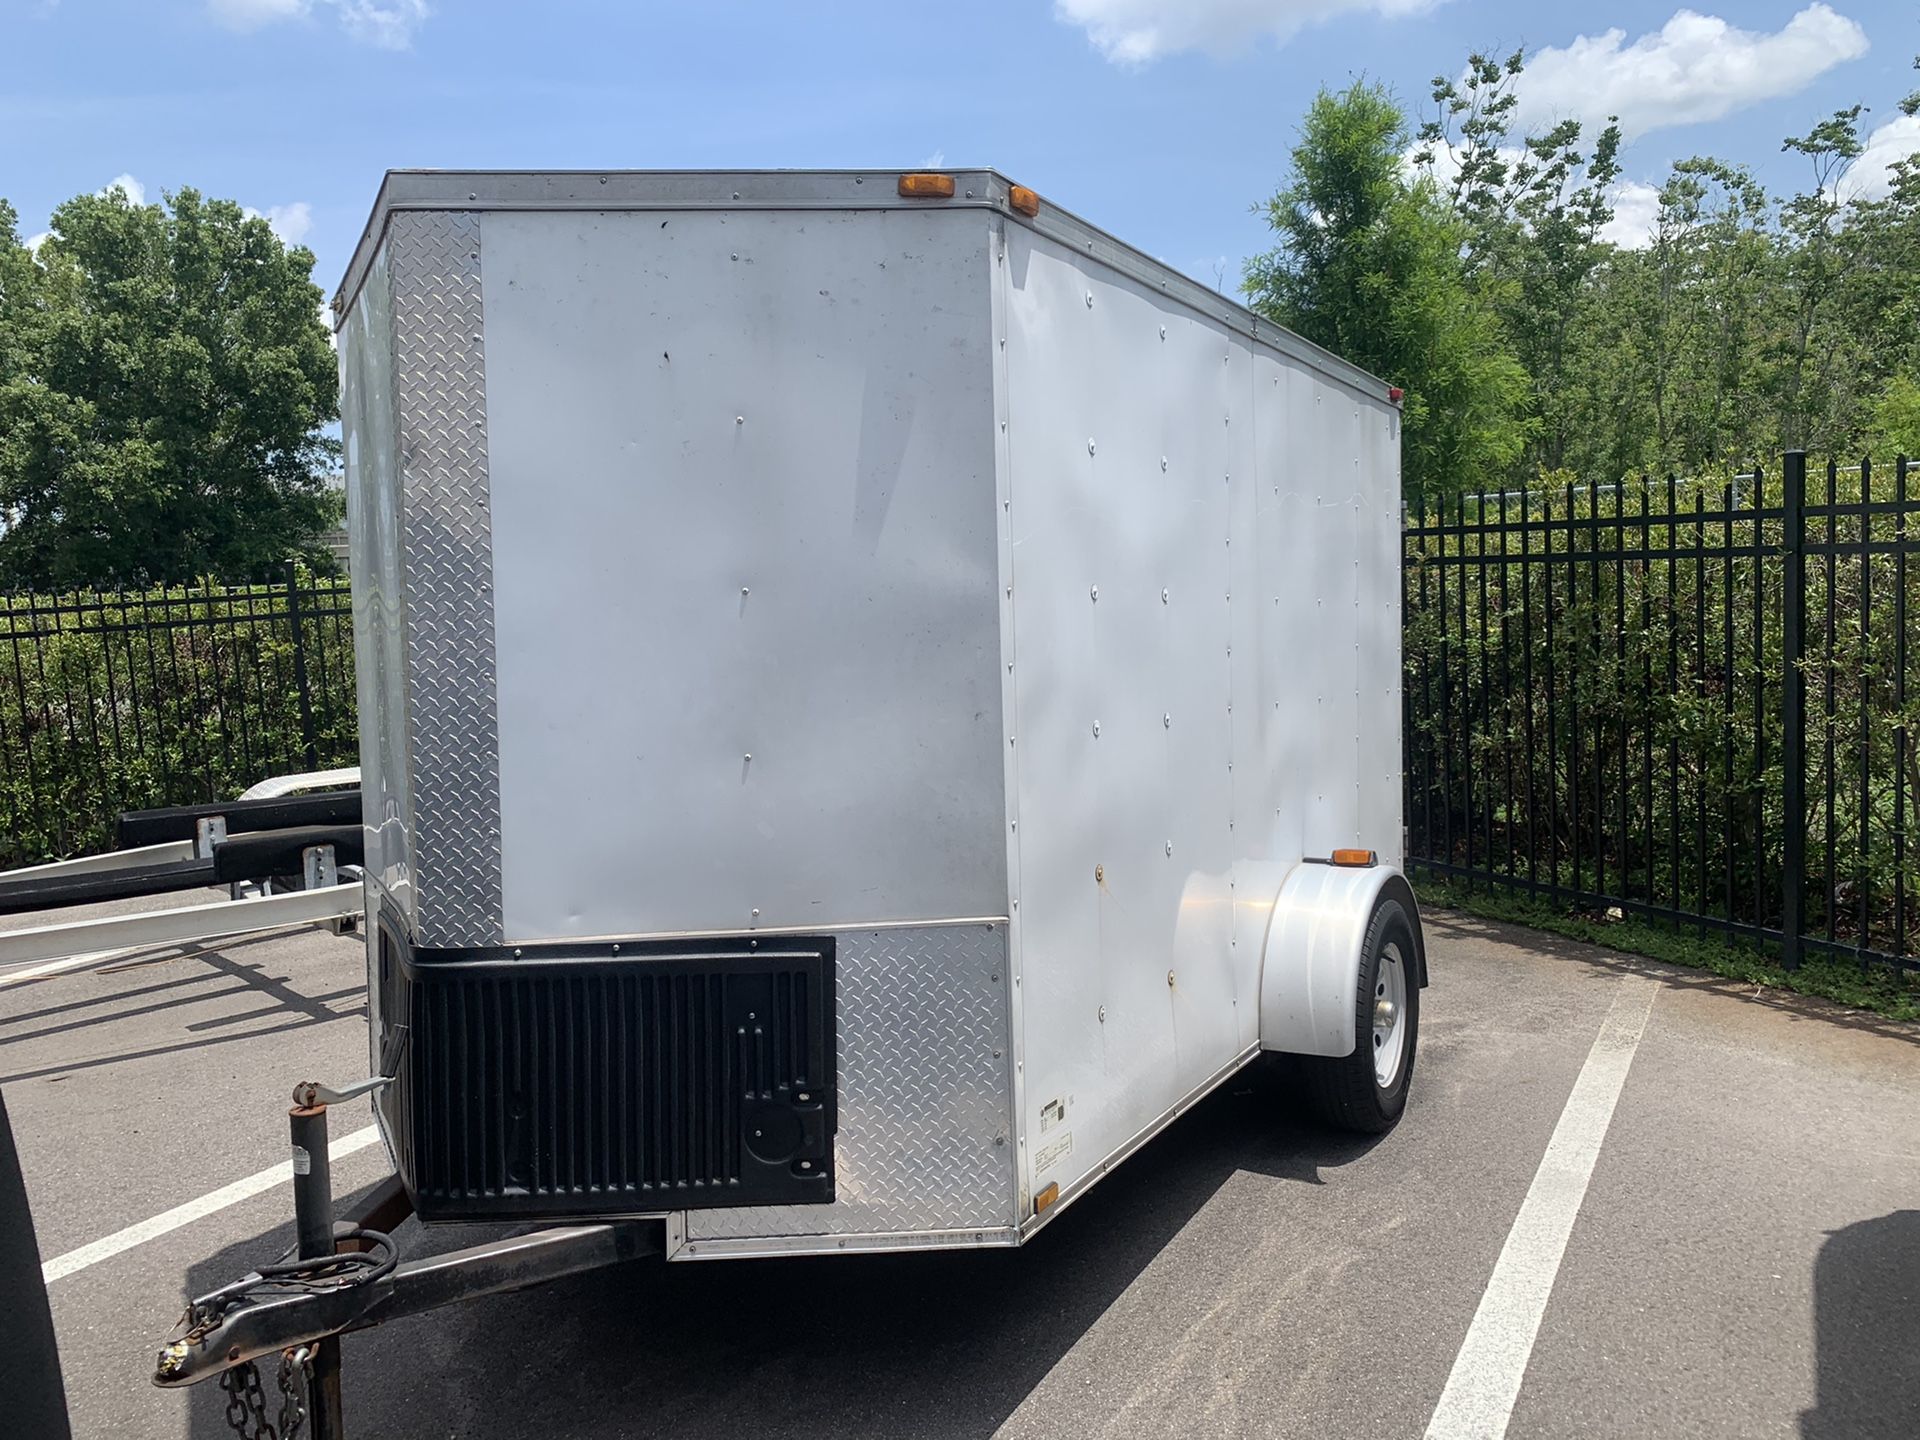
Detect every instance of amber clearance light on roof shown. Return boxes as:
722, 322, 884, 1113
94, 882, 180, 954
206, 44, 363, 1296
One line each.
1009, 185, 1041, 217
897, 172, 956, 199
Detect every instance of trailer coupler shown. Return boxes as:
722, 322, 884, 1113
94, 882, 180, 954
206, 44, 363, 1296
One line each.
155, 1220, 659, 1385
154, 1089, 662, 1440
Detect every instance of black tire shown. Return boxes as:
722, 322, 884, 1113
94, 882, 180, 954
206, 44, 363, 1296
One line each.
1299, 895, 1420, 1134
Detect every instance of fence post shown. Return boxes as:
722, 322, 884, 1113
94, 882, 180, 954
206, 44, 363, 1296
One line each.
286, 563, 319, 773
1780, 451, 1807, 970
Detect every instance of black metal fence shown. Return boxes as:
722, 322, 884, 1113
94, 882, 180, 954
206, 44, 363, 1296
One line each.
0, 570, 357, 867
1404, 453, 1918, 973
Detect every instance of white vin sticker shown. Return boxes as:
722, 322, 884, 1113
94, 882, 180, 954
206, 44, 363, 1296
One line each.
1035, 1132, 1073, 1175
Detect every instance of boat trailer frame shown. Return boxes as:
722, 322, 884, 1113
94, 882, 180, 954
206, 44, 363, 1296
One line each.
0, 772, 366, 981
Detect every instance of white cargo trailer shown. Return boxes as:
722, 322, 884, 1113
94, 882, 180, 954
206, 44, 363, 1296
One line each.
335, 168, 1425, 1259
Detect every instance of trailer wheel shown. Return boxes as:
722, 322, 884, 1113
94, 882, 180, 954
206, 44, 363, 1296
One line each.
1299, 894, 1419, 1134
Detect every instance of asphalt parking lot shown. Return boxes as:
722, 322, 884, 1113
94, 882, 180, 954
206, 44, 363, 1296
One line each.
7, 896, 1919, 1439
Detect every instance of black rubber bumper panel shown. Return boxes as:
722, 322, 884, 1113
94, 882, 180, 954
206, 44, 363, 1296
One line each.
373, 909, 837, 1222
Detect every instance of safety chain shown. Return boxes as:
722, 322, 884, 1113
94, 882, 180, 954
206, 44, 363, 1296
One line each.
161, 1227, 392, 1435
215, 1348, 312, 1440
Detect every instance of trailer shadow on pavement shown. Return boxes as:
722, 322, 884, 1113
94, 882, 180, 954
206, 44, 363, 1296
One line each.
184, 1064, 1371, 1440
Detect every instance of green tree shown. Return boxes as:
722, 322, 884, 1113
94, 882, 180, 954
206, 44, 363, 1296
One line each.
0, 185, 339, 590
1617, 159, 1777, 475
1846, 61, 1920, 442
1776, 107, 1873, 453
1246, 81, 1530, 501
1416, 52, 1626, 477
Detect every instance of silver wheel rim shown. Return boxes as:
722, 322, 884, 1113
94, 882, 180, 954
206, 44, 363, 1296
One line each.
1372, 941, 1408, 1089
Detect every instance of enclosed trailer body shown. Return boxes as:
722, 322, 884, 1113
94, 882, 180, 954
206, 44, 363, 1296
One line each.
338, 170, 1419, 1261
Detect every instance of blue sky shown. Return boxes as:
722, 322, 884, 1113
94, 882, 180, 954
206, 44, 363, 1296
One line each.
3, 1, 1917, 301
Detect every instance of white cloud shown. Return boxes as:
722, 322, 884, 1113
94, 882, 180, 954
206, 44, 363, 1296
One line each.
26, 232, 50, 253
335, 1, 429, 49
245, 201, 315, 244
205, 0, 429, 48
1599, 179, 1662, 249
923, 149, 945, 168
267, 201, 313, 243
1839, 113, 1920, 202
207, 0, 303, 29
1055, 0, 1439, 65
1512, 5, 1869, 141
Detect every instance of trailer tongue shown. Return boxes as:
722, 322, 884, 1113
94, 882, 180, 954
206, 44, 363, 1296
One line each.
154, 1082, 659, 1388
154, 168, 1425, 1438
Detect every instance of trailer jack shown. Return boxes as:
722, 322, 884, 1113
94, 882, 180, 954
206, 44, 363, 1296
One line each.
154, 1088, 662, 1440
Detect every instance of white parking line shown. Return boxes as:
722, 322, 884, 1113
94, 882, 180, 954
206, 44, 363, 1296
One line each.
41, 1124, 384, 1284
1425, 974, 1660, 1440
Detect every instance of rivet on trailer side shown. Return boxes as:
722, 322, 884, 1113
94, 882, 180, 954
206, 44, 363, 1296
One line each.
152, 168, 1425, 1439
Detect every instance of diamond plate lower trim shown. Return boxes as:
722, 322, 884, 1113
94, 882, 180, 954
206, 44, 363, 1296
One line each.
686, 922, 1016, 1239
390, 211, 502, 947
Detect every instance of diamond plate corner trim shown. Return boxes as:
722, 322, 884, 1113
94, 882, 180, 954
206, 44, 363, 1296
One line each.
389, 210, 502, 947
687, 923, 1018, 1240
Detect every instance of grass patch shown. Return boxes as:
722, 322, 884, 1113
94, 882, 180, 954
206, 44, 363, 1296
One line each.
1416, 877, 1920, 1023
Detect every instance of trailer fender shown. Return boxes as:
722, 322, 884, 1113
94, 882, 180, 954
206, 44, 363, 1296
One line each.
1256, 862, 1427, 1058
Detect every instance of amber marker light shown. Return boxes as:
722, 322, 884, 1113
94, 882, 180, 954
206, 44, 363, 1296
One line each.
1331, 849, 1379, 868
1009, 184, 1041, 217
1033, 1181, 1060, 1216
898, 172, 956, 198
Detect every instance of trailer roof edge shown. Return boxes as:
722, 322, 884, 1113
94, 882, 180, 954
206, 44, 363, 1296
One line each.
333, 169, 1394, 405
